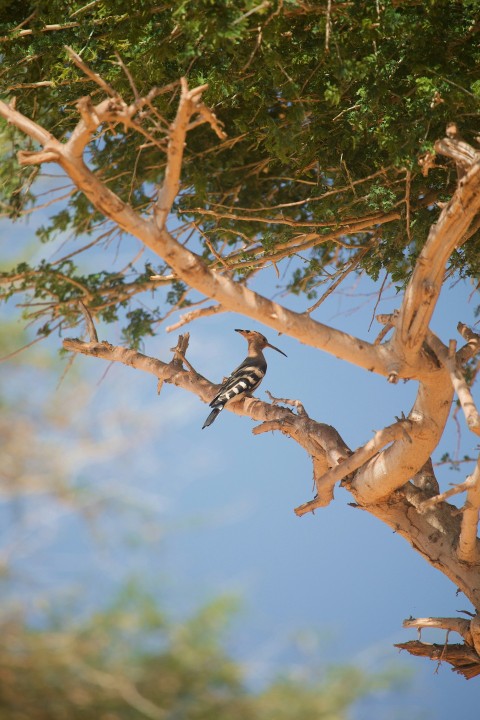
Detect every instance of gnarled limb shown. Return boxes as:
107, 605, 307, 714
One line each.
393, 133, 480, 367
294, 420, 409, 514
403, 615, 477, 652
398, 613, 480, 678
395, 640, 480, 679
350, 369, 453, 504
369, 484, 480, 607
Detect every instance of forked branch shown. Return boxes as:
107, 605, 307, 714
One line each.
394, 132, 480, 365
155, 77, 226, 230
397, 614, 480, 678
294, 420, 410, 514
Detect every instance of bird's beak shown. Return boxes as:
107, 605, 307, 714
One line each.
266, 341, 287, 357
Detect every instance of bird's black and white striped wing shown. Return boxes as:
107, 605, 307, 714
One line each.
202, 357, 267, 429
209, 356, 267, 407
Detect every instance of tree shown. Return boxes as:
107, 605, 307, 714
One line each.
0, 0, 480, 676
0, 588, 400, 720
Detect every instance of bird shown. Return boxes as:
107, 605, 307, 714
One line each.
202, 329, 287, 429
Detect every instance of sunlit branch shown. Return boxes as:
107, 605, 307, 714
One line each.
166, 303, 226, 333
295, 420, 408, 514
458, 458, 480, 564
155, 78, 226, 230
394, 132, 480, 364
427, 330, 480, 436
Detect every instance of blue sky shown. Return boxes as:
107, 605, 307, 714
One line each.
1, 205, 480, 718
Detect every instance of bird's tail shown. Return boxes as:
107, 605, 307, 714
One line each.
202, 405, 223, 429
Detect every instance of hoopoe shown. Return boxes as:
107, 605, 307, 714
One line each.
202, 329, 287, 429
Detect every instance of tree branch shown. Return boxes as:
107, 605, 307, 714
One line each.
427, 329, 480, 435
65, 45, 117, 97
295, 420, 409, 514
165, 303, 226, 333
369, 484, 480, 607
393, 131, 480, 365
403, 615, 474, 647
0, 85, 404, 378
458, 458, 480, 564
395, 640, 480, 679
78, 301, 98, 343
419, 475, 476, 511
349, 370, 454, 504
154, 77, 226, 230
398, 613, 480, 677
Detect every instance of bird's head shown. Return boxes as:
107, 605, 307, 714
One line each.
235, 329, 287, 357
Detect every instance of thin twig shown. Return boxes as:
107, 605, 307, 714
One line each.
78, 301, 98, 342
325, 0, 332, 51
265, 390, 308, 416
64, 45, 117, 97
405, 168, 412, 242
166, 303, 225, 333
114, 50, 140, 102
419, 476, 476, 511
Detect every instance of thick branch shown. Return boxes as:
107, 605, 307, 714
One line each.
427, 330, 480, 435
394, 141, 480, 365
435, 127, 480, 173
369, 484, 480, 608
350, 369, 453, 504
395, 640, 480, 679
294, 421, 408, 514
155, 78, 226, 230
458, 458, 480, 564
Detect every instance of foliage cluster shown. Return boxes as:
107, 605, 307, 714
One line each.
0, 588, 401, 720
0, 1, 479, 343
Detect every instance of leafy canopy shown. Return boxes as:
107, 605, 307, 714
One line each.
1, 0, 479, 345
